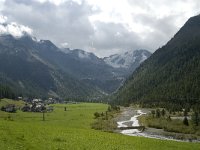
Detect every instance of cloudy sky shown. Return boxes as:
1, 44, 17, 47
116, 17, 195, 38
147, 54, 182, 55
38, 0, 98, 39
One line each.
0, 0, 200, 57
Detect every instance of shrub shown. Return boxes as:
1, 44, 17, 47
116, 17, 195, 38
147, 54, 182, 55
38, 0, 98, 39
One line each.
156, 109, 161, 118
161, 109, 166, 117
151, 110, 155, 117
94, 112, 100, 118
191, 112, 199, 126
107, 106, 111, 112
183, 117, 189, 126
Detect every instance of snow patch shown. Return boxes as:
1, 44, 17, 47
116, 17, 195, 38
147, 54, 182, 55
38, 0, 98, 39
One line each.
140, 52, 148, 63
32, 36, 40, 42
104, 50, 141, 68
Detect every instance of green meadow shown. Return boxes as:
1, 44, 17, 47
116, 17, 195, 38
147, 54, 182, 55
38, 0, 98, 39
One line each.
0, 100, 199, 150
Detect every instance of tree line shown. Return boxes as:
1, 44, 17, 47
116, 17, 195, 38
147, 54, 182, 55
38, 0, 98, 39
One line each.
0, 85, 17, 99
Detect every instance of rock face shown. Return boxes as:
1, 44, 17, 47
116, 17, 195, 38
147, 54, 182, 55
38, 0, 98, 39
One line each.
114, 14, 200, 106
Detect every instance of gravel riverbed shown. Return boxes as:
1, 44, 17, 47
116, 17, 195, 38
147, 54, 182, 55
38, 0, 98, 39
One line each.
115, 107, 200, 142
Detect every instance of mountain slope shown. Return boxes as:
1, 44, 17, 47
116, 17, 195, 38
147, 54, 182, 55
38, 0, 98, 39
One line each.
0, 33, 151, 98
0, 35, 101, 99
114, 15, 200, 106
104, 49, 151, 76
59, 49, 151, 93
104, 49, 151, 68
37, 46, 124, 94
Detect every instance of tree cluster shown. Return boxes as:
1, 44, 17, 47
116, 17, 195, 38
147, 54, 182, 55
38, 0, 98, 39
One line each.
0, 85, 16, 99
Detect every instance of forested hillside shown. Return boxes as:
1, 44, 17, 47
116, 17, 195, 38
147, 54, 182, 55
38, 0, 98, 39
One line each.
114, 15, 200, 108
0, 35, 102, 99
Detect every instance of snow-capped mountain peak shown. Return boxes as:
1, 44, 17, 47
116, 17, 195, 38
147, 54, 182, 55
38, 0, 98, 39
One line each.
103, 49, 151, 69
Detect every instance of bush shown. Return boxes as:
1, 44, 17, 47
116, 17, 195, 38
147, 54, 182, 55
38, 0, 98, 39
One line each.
94, 112, 100, 118
183, 117, 189, 126
107, 106, 111, 112
110, 105, 120, 111
191, 112, 199, 126
151, 110, 155, 117
156, 109, 161, 118
91, 118, 117, 132
1, 106, 5, 111
161, 109, 166, 117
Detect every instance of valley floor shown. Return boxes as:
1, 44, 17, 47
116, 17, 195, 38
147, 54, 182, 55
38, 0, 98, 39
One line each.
0, 101, 199, 150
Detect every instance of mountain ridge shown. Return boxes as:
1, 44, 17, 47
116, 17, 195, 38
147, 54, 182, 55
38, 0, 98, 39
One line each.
0, 33, 151, 100
113, 14, 200, 106
103, 49, 151, 69
0, 34, 102, 99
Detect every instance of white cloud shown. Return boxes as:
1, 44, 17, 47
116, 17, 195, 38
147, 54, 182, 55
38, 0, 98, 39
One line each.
0, 0, 200, 57
0, 15, 32, 37
7, 22, 32, 37
35, 0, 82, 5
0, 15, 7, 23
61, 42, 69, 48
0, 0, 5, 11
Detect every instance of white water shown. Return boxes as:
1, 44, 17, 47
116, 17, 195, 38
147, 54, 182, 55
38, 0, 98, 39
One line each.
117, 110, 190, 142
117, 110, 146, 134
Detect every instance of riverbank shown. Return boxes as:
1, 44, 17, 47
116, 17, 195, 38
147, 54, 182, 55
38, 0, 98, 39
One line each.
115, 107, 200, 142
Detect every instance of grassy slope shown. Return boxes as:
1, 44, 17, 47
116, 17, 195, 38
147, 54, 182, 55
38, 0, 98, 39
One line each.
0, 102, 199, 150
0, 98, 25, 108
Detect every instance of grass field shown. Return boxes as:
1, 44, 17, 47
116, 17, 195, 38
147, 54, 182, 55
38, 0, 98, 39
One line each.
0, 98, 25, 108
0, 100, 200, 150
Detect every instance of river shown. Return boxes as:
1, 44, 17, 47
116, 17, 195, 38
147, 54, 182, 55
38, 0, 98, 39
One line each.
116, 108, 199, 142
